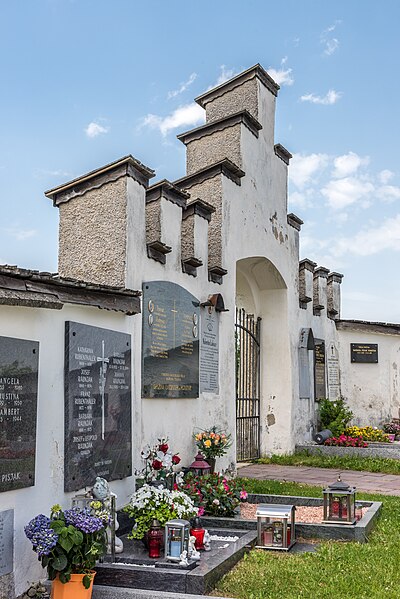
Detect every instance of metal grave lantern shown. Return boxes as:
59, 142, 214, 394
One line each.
189, 452, 211, 476
256, 504, 296, 551
165, 519, 190, 561
323, 474, 356, 525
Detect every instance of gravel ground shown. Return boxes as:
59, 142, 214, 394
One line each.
240, 503, 368, 523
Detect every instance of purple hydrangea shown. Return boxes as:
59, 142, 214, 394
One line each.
64, 507, 104, 533
24, 515, 58, 557
24, 514, 51, 541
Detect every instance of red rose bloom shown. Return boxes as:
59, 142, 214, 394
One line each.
172, 454, 181, 465
159, 443, 169, 453
152, 459, 162, 470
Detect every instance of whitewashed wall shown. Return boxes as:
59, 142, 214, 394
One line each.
0, 303, 136, 595
337, 327, 400, 427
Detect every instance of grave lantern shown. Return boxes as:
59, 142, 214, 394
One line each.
256, 504, 296, 551
189, 452, 211, 476
323, 475, 356, 525
148, 519, 163, 558
165, 519, 190, 561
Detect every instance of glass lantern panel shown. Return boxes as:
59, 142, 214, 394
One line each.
261, 522, 274, 546
272, 521, 284, 547
168, 527, 182, 558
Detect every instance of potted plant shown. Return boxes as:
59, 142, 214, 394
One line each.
123, 484, 198, 541
383, 422, 400, 442
193, 427, 232, 473
25, 503, 108, 599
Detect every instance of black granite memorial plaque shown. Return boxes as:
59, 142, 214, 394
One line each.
142, 281, 199, 398
0, 509, 13, 576
351, 343, 378, 363
0, 336, 39, 493
314, 339, 326, 400
65, 322, 132, 492
200, 308, 219, 394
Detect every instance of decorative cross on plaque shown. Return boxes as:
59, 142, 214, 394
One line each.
97, 340, 109, 440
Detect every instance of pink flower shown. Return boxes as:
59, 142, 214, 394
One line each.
240, 490, 248, 500
197, 506, 205, 516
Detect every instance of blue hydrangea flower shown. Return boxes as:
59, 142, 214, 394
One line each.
24, 514, 51, 541
64, 507, 104, 533
24, 514, 58, 556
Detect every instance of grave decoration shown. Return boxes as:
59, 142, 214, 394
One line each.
255, 504, 296, 551
165, 519, 190, 562
135, 437, 181, 489
323, 475, 356, 525
124, 485, 197, 541
193, 426, 232, 473
190, 516, 205, 550
71, 476, 123, 558
24, 503, 108, 598
148, 519, 163, 558
189, 452, 211, 476
180, 472, 248, 517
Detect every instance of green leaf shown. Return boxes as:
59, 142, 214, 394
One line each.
83, 574, 92, 589
58, 536, 74, 553
52, 554, 68, 571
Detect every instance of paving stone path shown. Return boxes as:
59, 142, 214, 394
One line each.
238, 463, 400, 496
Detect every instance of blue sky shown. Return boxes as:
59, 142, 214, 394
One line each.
1, 0, 400, 321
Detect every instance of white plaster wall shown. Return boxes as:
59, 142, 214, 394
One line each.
338, 329, 400, 426
0, 303, 135, 596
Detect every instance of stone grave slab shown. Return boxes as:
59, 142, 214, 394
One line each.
142, 282, 200, 398
0, 336, 39, 492
95, 528, 256, 595
0, 509, 13, 576
65, 322, 132, 492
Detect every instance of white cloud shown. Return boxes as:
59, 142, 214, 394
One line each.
320, 20, 341, 55
142, 103, 205, 136
5, 228, 37, 241
267, 57, 294, 86
332, 214, 400, 257
85, 122, 109, 138
321, 177, 374, 210
324, 38, 339, 56
300, 90, 343, 105
167, 72, 197, 99
332, 152, 369, 178
379, 169, 395, 184
377, 185, 400, 202
34, 168, 72, 180
214, 65, 238, 86
289, 153, 329, 189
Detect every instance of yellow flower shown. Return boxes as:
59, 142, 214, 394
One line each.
204, 439, 212, 448
196, 433, 202, 440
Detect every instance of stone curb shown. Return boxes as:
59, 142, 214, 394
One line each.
44, 582, 232, 599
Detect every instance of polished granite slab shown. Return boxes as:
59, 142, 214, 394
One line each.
95, 528, 256, 595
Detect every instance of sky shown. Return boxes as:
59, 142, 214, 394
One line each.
1, 0, 400, 322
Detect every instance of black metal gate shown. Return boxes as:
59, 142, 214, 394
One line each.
235, 308, 261, 461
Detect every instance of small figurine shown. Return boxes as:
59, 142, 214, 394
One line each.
189, 535, 200, 561
203, 529, 211, 552
179, 550, 189, 566
92, 477, 110, 501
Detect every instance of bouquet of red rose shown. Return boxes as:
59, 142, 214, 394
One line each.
135, 437, 181, 485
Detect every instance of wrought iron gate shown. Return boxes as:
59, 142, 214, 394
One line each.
235, 308, 261, 461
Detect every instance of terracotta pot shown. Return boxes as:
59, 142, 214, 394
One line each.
51, 572, 95, 599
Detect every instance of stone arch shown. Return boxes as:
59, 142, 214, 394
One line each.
236, 257, 293, 455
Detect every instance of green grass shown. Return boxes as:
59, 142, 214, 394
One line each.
212, 478, 399, 599
254, 450, 400, 475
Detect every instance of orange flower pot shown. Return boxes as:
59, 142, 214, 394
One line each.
50, 572, 95, 599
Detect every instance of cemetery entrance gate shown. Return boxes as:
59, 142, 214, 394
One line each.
235, 308, 261, 461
